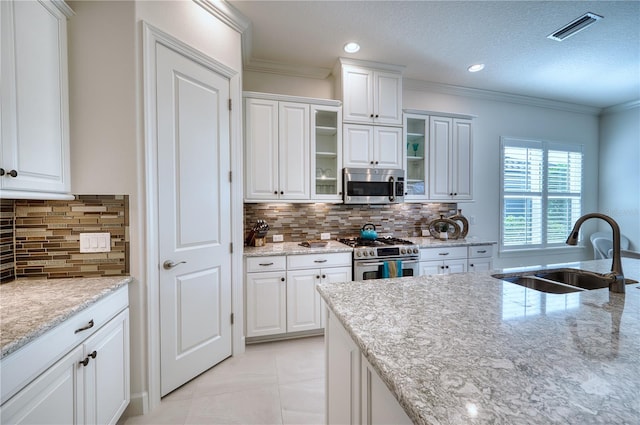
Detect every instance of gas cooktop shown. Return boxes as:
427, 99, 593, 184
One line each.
338, 236, 415, 248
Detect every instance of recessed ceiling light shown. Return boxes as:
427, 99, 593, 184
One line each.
343, 42, 360, 53
468, 64, 485, 73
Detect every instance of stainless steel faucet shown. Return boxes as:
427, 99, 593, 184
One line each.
566, 213, 626, 293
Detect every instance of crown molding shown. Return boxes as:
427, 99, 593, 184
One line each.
193, 0, 251, 33
403, 78, 602, 116
601, 99, 640, 115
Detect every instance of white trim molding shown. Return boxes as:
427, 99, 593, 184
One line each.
601, 99, 640, 115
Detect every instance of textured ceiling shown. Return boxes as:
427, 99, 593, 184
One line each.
229, 0, 640, 109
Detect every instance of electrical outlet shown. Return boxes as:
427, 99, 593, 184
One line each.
320, 232, 331, 240
272, 234, 284, 242
80, 233, 111, 253
421, 229, 430, 237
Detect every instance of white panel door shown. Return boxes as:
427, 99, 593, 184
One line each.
342, 67, 373, 123
452, 119, 473, 199
156, 43, 232, 396
374, 126, 403, 169
444, 259, 468, 274
279, 102, 310, 199
374, 71, 402, 125
343, 124, 373, 168
429, 117, 453, 199
320, 267, 352, 329
245, 271, 286, 337
286, 270, 322, 332
244, 98, 279, 200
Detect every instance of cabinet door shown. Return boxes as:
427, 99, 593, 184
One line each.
404, 114, 428, 200
420, 261, 443, 276
373, 71, 402, 125
468, 258, 492, 272
326, 310, 361, 425
361, 356, 412, 425
83, 309, 129, 425
374, 126, 403, 169
246, 271, 286, 337
428, 117, 453, 200
319, 266, 351, 329
452, 119, 473, 200
0, 346, 84, 425
342, 66, 374, 123
311, 105, 342, 200
279, 102, 310, 200
443, 259, 467, 275
0, 0, 71, 195
343, 124, 374, 168
286, 269, 322, 332
244, 98, 279, 200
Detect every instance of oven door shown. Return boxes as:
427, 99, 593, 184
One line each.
354, 258, 419, 280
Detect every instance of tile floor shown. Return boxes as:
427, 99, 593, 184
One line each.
123, 336, 325, 425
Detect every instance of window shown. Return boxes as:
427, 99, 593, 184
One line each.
500, 138, 583, 251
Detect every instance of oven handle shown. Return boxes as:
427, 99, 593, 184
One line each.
355, 259, 419, 267
388, 176, 395, 202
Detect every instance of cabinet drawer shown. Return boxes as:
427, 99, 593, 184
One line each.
468, 245, 493, 259
287, 252, 352, 270
1, 286, 129, 404
419, 246, 467, 261
246, 256, 286, 273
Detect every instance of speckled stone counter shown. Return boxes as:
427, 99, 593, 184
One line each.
0, 276, 132, 358
318, 258, 640, 425
243, 238, 496, 257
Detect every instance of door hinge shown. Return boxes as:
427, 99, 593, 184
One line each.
230, 242, 233, 254
230, 313, 234, 325
229, 170, 232, 183
228, 98, 232, 110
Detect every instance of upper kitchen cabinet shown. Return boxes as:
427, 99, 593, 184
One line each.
244, 92, 342, 202
403, 113, 428, 201
334, 58, 404, 126
311, 105, 343, 201
343, 124, 403, 169
0, 0, 74, 200
428, 116, 473, 201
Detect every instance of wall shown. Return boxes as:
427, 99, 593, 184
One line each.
599, 103, 640, 250
244, 202, 457, 242
243, 72, 600, 268
66, 0, 243, 416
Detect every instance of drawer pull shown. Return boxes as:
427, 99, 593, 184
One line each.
477, 250, 487, 254
259, 262, 274, 266
314, 259, 328, 263
75, 319, 94, 334
438, 252, 450, 256
80, 357, 90, 367
89, 350, 97, 359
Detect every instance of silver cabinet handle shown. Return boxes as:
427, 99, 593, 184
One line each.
163, 260, 186, 270
314, 259, 328, 263
259, 262, 274, 266
438, 252, 450, 256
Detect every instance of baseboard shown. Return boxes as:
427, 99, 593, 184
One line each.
122, 391, 149, 419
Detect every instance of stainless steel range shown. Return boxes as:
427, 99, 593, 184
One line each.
338, 236, 420, 280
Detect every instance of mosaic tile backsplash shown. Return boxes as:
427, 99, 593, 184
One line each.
244, 202, 458, 243
1, 195, 129, 283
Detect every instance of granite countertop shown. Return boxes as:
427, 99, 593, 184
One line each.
243, 238, 497, 257
0, 276, 132, 358
317, 258, 640, 425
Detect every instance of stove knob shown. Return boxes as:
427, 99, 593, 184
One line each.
363, 251, 368, 257
413, 248, 419, 254
356, 251, 361, 257
400, 248, 406, 255
370, 250, 375, 257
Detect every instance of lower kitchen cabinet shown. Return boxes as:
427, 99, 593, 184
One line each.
245, 253, 351, 339
0, 289, 130, 425
326, 309, 412, 425
467, 244, 494, 272
419, 246, 468, 276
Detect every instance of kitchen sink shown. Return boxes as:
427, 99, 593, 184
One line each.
492, 268, 638, 294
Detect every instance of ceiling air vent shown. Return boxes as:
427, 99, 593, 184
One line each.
548, 12, 603, 41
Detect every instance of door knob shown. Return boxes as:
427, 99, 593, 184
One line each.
163, 260, 186, 270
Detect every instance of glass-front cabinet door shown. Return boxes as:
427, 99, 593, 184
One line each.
403, 113, 428, 201
311, 104, 343, 201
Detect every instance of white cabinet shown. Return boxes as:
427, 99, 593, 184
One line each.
311, 105, 342, 201
419, 246, 468, 276
343, 124, 403, 169
245, 253, 351, 339
244, 97, 309, 201
467, 244, 494, 272
0, 0, 74, 200
287, 253, 351, 332
245, 256, 287, 337
1, 288, 129, 425
325, 309, 412, 425
403, 113, 428, 200
429, 117, 473, 200
335, 59, 403, 126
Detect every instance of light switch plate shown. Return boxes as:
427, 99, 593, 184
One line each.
320, 233, 331, 240
80, 233, 111, 253
421, 229, 430, 237
272, 234, 284, 242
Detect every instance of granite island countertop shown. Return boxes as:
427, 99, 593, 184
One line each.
0, 276, 132, 358
317, 258, 640, 425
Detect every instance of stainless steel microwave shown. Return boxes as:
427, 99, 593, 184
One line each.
343, 168, 405, 204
